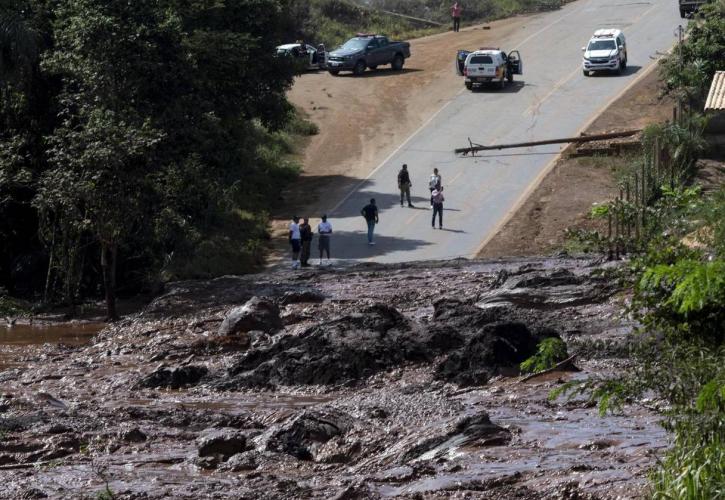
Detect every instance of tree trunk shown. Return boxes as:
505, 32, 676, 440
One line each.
101, 243, 118, 321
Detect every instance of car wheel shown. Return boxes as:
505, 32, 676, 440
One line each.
353, 60, 366, 76
369, 65, 377, 70
329, 70, 340, 76
583, 70, 590, 77
680, 7, 686, 17
391, 55, 404, 71
622, 58, 627, 70
465, 82, 473, 90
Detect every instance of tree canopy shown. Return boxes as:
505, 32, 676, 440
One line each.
0, 0, 302, 316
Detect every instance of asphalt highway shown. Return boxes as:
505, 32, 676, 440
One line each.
326, 0, 684, 263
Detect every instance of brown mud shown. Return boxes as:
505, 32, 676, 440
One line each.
0, 258, 666, 499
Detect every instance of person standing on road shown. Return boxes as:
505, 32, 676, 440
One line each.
429, 168, 442, 208
451, 2, 462, 32
289, 216, 301, 269
361, 198, 379, 245
299, 217, 313, 267
317, 214, 333, 264
431, 187, 445, 229
397, 164, 414, 207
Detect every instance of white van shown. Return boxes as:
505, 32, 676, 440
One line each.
582, 29, 627, 76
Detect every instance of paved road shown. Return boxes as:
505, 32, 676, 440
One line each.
326, 0, 684, 263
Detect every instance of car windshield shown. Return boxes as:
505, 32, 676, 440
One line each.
588, 39, 616, 51
469, 55, 493, 64
339, 38, 368, 51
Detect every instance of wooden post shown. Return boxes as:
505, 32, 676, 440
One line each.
654, 137, 660, 188
607, 208, 613, 260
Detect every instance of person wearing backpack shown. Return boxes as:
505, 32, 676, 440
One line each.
431, 187, 445, 229
397, 164, 413, 208
429, 168, 442, 208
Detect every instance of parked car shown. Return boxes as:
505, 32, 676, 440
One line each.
581, 29, 627, 76
679, 0, 707, 17
326, 34, 411, 76
276, 43, 327, 70
455, 48, 522, 90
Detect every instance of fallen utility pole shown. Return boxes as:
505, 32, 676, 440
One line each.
455, 129, 642, 156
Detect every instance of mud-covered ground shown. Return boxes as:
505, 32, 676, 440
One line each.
0, 258, 666, 499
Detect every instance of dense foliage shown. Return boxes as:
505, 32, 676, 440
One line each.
557, 3, 725, 497
291, 0, 565, 50
0, 0, 309, 316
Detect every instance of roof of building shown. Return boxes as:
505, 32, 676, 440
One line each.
705, 71, 725, 111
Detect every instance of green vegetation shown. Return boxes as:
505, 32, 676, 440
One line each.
294, 0, 566, 49
520, 337, 568, 373
556, 3, 725, 497
0, 0, 314, 318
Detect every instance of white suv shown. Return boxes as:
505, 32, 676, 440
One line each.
456, 48, 522, 90
582, 29, 627, 76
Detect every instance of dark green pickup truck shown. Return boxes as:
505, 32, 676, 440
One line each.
326, 34, 411, 76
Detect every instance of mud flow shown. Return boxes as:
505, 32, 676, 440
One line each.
0, 258, 666, 499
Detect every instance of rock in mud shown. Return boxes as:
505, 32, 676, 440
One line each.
435, 322, 556, 386
402, 410, 510, 462
218, 450, 259, 472
197, 429, 247, 461
264, 409, 353, 461
280, 290, 326, 305
137, 364, 208, 389
221, 304, 432, 387
217, 297, 282, 336
477, 267, 614, 310
120, 427, 147, 443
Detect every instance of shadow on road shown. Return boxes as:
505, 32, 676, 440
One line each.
586, 65, 642, 77
334, 68, 423, 78
330, 191, 431, 218
323, 230, 432, 259
470, 80, 526, 93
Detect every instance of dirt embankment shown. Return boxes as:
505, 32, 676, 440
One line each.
1, 258, 665, 499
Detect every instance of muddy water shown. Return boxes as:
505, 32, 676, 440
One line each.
0, 322, 104, 370
0, 322, 104, 346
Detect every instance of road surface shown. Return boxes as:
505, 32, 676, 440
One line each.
326, 0, 683, 263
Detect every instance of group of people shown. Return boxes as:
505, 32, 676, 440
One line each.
288, 165, 447, 268
288, 215, 333, 269
398, 164, 446, 229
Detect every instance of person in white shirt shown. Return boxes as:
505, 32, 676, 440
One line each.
317, 214, 333, 265
289, 216, 301, 269
429, 168, 442, 208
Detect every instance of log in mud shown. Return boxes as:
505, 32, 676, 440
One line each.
0, 258, 665, 499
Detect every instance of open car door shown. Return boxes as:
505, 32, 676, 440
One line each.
455, 50, 471, 75
508, 50, 522, 75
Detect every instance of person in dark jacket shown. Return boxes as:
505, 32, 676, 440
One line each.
361, 198, 379, 245
397, 164, 414, 207
299, 217, 313, 267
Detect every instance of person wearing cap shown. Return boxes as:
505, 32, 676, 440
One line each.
289, 216, 301, 269
397, 164, 414, 208
317, 215, 333, 265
